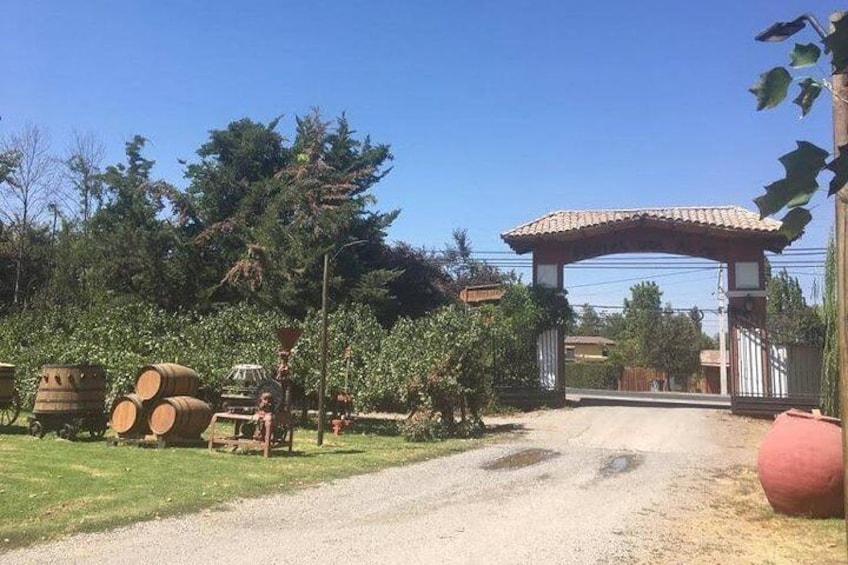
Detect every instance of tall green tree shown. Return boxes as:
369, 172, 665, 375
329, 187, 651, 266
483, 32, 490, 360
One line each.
618, 281, 663, 367
654, 306, 702, 377
575, 303, 602, 336
84, 136, 179, 307
821, 237, 839, 416
766, 268, 824, 345
612, 282, 704, 377
64, 131, 105, 225
600, 311, 626, 340
182, 112, 398, 317
441, 228, 517, 299
370, 242, 451, 323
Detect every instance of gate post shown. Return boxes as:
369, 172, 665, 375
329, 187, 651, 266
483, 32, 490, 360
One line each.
533, 260, 563, 391
727, 258, 768, 397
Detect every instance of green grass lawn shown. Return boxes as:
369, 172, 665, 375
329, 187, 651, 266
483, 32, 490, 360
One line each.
0, 416, 484, 550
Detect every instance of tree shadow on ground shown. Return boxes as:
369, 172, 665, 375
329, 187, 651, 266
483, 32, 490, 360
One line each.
484, 422, 528, 437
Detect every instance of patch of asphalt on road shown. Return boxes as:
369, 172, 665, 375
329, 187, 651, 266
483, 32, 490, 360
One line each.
2, 407, 743, 565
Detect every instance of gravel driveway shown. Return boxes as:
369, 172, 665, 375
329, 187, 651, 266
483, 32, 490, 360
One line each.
2, 406, 763, 564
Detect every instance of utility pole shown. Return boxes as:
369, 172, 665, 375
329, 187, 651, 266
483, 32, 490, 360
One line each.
317, 252, 330, 447
831, 12, 848, 546
755, 11, 848, 546
717, 264, 728, 396
316, 239, 365, 447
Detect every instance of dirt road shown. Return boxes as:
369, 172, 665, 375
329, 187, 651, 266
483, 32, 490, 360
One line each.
2, 406, 766, 564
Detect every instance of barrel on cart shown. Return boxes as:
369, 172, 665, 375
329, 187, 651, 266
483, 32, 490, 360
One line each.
0, 363, 20, 426
28, 364, 108, 440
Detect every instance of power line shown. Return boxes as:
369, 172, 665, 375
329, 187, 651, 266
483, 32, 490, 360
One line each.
565, 268, 714, 289
574, 303, 720, 314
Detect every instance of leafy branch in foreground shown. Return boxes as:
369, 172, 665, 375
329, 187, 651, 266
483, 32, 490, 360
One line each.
750, 14, 848, 239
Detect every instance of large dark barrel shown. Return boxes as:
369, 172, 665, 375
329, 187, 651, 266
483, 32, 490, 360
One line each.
135, 363, 199, 401
109, 393, 151, 437
0, 364, 14, 403
33, 364, 106, 415
148, 396, 211, 438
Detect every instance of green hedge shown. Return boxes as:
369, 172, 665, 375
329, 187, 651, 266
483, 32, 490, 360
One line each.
564, 362, 620, 390
0, 301, 289, 407
0, 284, 568, 434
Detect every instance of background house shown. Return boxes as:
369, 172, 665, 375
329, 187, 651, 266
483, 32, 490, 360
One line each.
564, 336, 615, 362
697, 350, 727, 394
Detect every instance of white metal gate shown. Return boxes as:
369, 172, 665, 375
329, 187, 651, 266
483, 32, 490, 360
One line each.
537, 329, 558, 390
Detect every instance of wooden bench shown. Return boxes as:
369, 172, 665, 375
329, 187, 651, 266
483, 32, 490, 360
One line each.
207, 411, 293, 457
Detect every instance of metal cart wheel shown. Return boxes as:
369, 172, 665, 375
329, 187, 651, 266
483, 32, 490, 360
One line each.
57, 422, 78, 441
28, 419, 45, 438
0, 392, 20, 426
239, 421, 256, 439
88, 419, 107, 440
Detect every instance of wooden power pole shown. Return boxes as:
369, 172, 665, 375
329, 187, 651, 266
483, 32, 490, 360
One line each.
833, 11, 848, 550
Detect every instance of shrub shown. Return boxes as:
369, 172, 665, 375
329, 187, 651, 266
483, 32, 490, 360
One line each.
483, 285, 574, 389
399, 411, 445, 442
564, 362, 621, 389
290, 303, 386, 409
0, 301, 289, 407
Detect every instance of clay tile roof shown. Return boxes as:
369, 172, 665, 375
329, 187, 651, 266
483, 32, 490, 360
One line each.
501, 206, 786, 252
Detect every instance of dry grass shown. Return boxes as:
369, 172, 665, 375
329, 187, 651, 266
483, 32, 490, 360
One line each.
642, 465, 846, 564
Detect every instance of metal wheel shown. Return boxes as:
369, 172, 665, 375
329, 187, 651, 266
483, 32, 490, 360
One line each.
254, 379, 284, 412
239, 421, 256, 439
57, 422, 78, 441
0, 392, 20, 426
28, 419, 45, 438
88, 419, 107, 440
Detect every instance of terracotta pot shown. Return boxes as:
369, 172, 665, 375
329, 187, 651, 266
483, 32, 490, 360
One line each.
757, 409, 844, 518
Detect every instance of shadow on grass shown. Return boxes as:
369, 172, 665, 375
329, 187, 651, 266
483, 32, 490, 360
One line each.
292, 417, 401, 437
0, 424, 29, 436
349, 417, 401, 437
306, 448, 367, 456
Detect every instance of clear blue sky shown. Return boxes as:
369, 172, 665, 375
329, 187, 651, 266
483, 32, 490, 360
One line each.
2, 1, 840, 334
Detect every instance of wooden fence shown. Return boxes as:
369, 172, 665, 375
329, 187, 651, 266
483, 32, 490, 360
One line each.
619, 367, 669, 392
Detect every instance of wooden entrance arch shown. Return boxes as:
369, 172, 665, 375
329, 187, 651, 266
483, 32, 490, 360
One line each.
501, 206, 797, 407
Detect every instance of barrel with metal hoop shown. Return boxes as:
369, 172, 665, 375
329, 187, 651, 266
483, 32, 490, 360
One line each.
28, 364, 108, 440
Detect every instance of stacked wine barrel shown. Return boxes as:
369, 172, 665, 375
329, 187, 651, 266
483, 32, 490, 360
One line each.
110, 363, 212, 440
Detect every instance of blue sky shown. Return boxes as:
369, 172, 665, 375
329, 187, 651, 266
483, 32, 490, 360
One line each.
1, 1, 840, 334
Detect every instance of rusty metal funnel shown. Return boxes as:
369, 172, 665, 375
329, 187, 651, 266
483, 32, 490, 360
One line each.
275, 327, 302, 350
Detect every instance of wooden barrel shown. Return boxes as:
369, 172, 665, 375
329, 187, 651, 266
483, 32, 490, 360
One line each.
109, 393, 151, 437
135, 363, 199, 401
33, 364, 106, 415
148, 396, 211, 438
0, 364, 14, 403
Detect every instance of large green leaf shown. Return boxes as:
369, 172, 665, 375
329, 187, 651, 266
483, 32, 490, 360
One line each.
779, 207, 812, 240
785, 183, 818, 208
826, 145, 848, 196
778, 140, 829, 180
750, 67, 792, 110
824, 15, 848, 74
755, 141, 828, 219
792, 78, 822, 117
790, 43, 822, 68
755, 177, 818, 218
